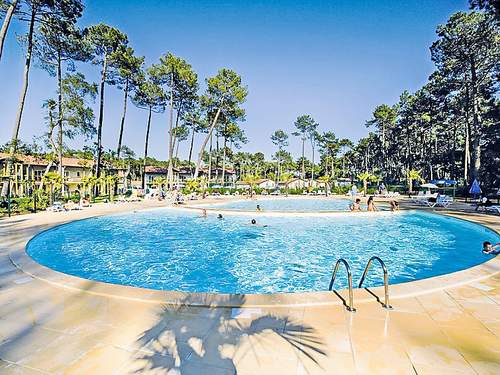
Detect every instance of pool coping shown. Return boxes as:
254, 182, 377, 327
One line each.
7, 203, 500, 308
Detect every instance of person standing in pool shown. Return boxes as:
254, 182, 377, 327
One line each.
482, 241, 500, 254
390, 200, 399, 211
350, 198, 361, 211
200, 209, 207, 218
367, 196, 378, 211
256, 204, 262, 212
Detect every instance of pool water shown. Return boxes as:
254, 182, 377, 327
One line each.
203, 197, 370, 211
27, 209, 498, 294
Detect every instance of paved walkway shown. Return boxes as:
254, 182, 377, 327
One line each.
0, 201, 499, 374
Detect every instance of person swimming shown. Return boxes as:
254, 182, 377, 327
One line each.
350, 198, 361, 211
250, 218, 268, 227
217, 214, 223, 219
256, 204, 262, 212
482, 241, 500, 255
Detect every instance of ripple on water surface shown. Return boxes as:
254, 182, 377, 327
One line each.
26, 209, 498, 294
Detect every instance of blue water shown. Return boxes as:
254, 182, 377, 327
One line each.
203, 197, 372, 211
26, 209, 498, 294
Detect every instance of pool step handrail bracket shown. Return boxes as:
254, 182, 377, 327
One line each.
358, 256, 393, 309
329, 258, 356, 312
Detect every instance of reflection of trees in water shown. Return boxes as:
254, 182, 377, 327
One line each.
131, 296, 326, 374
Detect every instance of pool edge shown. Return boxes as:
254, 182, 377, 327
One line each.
7, 203, 500, 308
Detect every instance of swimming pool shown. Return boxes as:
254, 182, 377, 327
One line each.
202, 197, 368, 211
26, 208, 498, 294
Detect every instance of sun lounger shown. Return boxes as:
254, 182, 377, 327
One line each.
486, 205, 500, 215
427, 195, 453, 208
47, 202, 65, 212
64, 201, 82, 210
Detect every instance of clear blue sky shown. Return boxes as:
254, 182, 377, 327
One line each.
0, 0, 469, 160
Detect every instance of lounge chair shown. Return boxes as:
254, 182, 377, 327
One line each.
411, 191, 425, 203
64, 201, 82, 210
486, 206, 500, 215
47, 202, 65, 212
427, 195, 453, 208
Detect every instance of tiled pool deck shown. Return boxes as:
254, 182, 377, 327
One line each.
0, 198, 499, 374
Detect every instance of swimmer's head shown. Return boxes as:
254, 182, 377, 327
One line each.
483, 241, 492, 250
251, 219, 256, 224
218, 214, 223, 219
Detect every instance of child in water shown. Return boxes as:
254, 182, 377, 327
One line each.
482, 241, 500, 255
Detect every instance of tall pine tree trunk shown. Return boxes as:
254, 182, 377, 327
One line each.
167, 74, 175, 190
469, 62, 481, 182
57, 51, 65, 196
0, 0, 17, 61
311, 140, 315, 183
142, 106, 152, 189
301, 137, 305, 186
194, 106, 222, 178
3, 7, 35, 197
95, 52, 108, 185
221, 137, 227, 185
188, 126, 195, 176
208, 133, 212, 181
116, 78, 129, 158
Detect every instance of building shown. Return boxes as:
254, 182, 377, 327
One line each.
236, 178, 276, 190
0, 153, 125, 196
143, 165, 237, 189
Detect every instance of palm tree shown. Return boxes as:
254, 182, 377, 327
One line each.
43, 171, 62, 205
106, 175, 119, 201
242, 174, 260, 197
185, 178, 200, 194
406, 169, 423, 194
357, 172, 378, 196
81, 175, 98, 201
280, 172, 294, 196
151, 176, 167, 190
317, 175, 332, 196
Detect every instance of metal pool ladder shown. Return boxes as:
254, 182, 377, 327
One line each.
358, 256, 392, 309
329, 258, 356, 312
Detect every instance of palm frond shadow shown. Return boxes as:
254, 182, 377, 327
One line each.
130, 294, 326, 374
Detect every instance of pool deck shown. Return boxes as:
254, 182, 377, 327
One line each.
0, 198, 499, 374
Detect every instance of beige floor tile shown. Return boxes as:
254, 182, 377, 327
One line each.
18, 331, 103, 374
295, 351, 356, 375
62, 344, 135, 375
0, 363, 50, 375
115, 351, 178, 375
412, 363, 475, 374
455, 300, 500, 324
0, 326, 63, 363
441, 326, 500, 375
447, 286, 496, 304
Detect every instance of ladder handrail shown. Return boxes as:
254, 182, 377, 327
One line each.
358, 256, 392, 309
329, 258, 356, 312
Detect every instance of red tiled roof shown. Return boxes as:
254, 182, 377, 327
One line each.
144, 166, 182, 174
0, 153, 93, 168
144, 166, 168, 174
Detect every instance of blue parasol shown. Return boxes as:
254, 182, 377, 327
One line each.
469, 179, 482, 195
